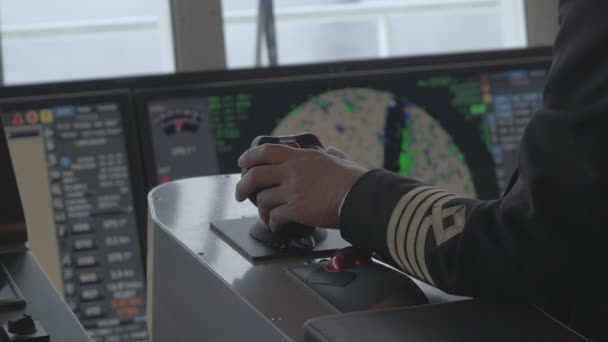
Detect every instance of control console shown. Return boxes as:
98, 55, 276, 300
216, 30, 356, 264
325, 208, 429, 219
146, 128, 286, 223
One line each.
148, 136, 434, 341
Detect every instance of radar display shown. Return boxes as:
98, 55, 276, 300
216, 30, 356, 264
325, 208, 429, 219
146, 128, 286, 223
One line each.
273, 88, 476, 196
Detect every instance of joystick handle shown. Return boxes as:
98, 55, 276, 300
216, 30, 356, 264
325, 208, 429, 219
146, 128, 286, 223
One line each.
241, 133, 324, 206
250, 133, 324, 151
241, 133, 325, 247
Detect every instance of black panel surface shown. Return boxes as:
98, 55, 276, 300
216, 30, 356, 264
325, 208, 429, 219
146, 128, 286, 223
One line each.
211, 217, 349, 262
304, 299, 590, 342
287, 262, 429, 313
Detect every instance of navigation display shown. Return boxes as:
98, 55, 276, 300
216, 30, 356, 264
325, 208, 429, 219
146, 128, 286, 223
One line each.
0, 92, 148, 342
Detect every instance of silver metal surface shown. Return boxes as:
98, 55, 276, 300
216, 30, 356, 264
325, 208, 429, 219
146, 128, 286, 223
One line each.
151, 217, 289, 341
149, 174, 462, 341
149, 174, 338, 341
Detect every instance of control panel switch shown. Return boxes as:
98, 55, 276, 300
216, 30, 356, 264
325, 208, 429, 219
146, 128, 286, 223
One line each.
1, 315, 50, 342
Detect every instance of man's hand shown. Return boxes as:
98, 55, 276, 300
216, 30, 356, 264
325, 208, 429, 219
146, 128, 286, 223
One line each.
235, 144, 366, 232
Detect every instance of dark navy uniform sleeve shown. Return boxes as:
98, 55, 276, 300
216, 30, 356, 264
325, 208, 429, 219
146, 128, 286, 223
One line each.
340, 1, 608, 340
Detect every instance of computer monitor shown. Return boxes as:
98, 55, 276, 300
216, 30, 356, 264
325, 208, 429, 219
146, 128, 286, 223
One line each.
0, 91, 148, 341
136, 49, 551, 199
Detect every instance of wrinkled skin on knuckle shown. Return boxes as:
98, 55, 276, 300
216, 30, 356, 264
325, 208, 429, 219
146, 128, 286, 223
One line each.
247, 168, 262, 186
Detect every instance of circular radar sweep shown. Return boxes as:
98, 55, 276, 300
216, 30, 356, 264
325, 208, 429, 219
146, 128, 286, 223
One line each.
272, 88, 477, 196
272, 88, 392, 169
400, 104, 476, 197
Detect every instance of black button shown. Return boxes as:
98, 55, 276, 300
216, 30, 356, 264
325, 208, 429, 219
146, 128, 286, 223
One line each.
82, 305, 105, 319
80, 287, 103, 301
59, 131, 79, 140
78, 271, 101, 284
75, 255, 97, 268
96, 318, 120, 328
72, 222, 93, 234
73, 239, 96, 251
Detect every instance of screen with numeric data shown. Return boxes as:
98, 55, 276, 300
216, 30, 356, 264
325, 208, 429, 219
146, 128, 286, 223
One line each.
0, 91, 148, 342
138, 55, 549, 200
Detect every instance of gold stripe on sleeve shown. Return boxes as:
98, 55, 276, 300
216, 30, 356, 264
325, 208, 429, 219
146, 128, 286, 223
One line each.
394, 188, 444, 276
403, 191, 453, 280
386, 186, 437, 272
414, 195, 459, 285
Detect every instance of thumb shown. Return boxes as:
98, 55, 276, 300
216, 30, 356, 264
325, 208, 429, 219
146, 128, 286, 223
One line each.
326, 146, 349, 160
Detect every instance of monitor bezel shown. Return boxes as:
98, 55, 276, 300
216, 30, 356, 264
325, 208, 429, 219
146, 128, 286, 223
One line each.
0, 47, 552, 99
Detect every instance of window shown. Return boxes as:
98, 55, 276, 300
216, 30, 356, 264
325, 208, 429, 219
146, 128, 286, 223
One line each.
222, 0, 527, 68
0, 0, 530, 84
0, 0, 174, 85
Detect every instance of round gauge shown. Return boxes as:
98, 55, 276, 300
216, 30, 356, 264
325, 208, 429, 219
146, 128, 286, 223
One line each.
155, 109, 202, 135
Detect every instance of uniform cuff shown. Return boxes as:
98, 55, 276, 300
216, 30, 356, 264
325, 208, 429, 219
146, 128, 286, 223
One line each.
339, 169, 424, 258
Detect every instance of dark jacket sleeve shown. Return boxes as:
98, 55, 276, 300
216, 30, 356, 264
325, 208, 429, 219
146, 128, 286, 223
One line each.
340, 0, 607, 321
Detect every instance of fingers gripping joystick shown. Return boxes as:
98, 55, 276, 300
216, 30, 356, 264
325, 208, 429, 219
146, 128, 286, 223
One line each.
241, 133, 328, 250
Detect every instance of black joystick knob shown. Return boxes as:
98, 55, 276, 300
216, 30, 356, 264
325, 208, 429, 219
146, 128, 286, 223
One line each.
8, 314, 37, 335
242, 133, 327, 249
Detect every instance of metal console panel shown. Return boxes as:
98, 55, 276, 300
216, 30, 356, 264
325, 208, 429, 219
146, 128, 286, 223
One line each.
148, 174, 461, 341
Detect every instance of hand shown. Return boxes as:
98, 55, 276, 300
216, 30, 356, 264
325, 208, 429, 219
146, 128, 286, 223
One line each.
236, 144, 367, 231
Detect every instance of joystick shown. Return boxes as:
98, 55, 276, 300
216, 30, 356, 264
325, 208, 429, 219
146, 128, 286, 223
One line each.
242, 133, 328, 250
211, 133, 349, 261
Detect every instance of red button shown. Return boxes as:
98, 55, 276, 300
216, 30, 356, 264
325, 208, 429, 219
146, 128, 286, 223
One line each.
11, 114, 24, 126
327, 247, 372, 271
